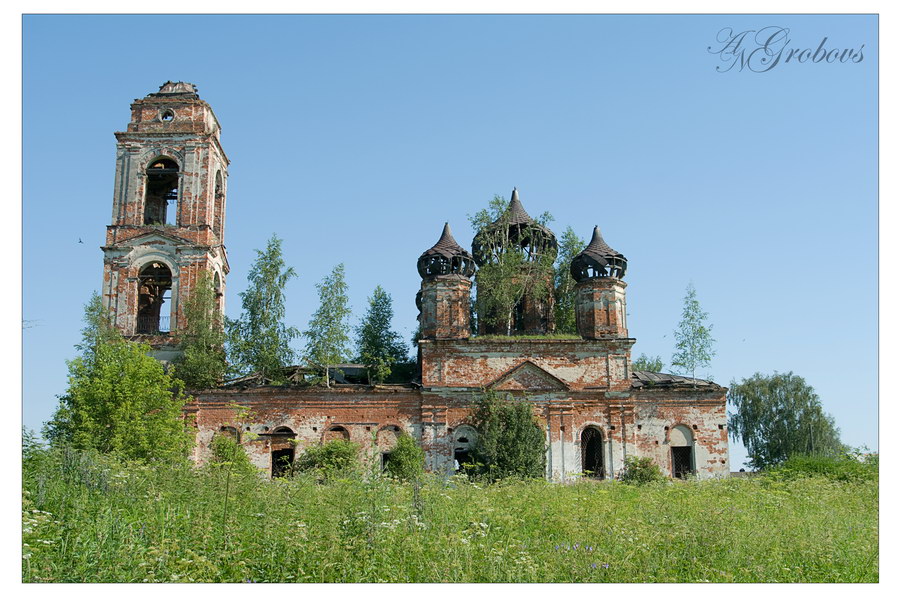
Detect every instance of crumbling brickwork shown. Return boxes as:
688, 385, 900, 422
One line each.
101, 82, 229, 360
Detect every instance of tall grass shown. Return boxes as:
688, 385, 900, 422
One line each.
22, 446, 878, 583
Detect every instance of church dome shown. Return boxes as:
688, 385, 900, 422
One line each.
471, 188, 558, 266
417, 222, 476, 279
570, 226, 627, 281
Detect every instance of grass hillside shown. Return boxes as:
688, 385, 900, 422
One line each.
22, 447, 878, 583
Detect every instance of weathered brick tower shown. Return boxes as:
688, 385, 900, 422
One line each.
416, 222, 476, 340
571, 226, 629, 340
101, 82, 229, 360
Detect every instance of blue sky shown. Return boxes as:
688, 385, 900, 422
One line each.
22, 14, 877, 467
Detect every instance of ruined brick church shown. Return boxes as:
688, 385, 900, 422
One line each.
101, 82, 729, 480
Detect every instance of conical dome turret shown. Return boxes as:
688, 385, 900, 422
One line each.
471, 188, 558, 266
417, 222, 476, 279
570, 226, 627, 281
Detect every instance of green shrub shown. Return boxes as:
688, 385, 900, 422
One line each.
767, 451, 878, 483
293, 440, 359, 479
208, 434, 257, 475
470, 390, 546, 481
621, 456, 666, 485
383, 434, 424, 481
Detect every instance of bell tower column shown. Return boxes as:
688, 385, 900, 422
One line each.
101, 82, 230, 360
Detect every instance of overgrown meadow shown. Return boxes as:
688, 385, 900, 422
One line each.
22, 446, 877, 583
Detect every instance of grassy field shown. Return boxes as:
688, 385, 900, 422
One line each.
22, 447, 878, 583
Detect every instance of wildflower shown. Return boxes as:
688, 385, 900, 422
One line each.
590, 563, 597, 569
602, 563, 610, 569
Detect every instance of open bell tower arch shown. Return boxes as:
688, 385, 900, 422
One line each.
100, 81, 230, 360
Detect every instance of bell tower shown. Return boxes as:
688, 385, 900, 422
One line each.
101, 81, 229, 359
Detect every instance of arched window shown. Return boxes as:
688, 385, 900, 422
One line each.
669, 425, 695, 479
219, 426, 239, 441
324, 425, 350, 442
213, 170, 224, 236
214, 271, 223, 314
136, 261, 173, 334
144, 158, 179, 225
580, 427, 604, 479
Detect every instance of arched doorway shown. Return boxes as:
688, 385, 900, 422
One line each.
270, 426, 296, 478
377, 426, 401, 471
451, 425, 477, 471
581, 427, 605, 479
670, 425, 694, 479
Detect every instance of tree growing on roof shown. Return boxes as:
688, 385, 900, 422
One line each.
553, 226, 585, 335
304, 263, 352, 388
356, 285, 408, 384
670, 283, 716, 382
632, 353, 664, 373
226, 235, 300, 384
174, 270, 227, 389
469, 192, 557, 335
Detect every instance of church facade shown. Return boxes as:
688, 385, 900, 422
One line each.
102, 83, 730, 481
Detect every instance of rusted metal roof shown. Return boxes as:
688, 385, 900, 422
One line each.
418, 222, 476, 278
472, 188, 558, 265
631, 370, 723, 389
505, 188, 533, 226
420, 223, 473, 260
570, 225, 627, 281
148, 81, 199, 98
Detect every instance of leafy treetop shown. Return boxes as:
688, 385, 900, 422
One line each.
670, 283, 716, 381
729, 371, 844, 470
356, 285, 408, 384
304, 263, 353, 386
226, 235, 300, 383
553, 226, 585, 335
175, 270, 227, 389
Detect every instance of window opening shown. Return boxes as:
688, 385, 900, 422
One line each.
271, 448, 294, 478
669, 425, 695, 479
325, 425, 349, 442
672, 447, 693, 479
381, 452, 394, 471
144, 159, 179, 225
136, 262, 173, 334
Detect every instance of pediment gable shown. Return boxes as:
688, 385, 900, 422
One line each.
489, 361, 569, 392
119, 230, 189, 247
